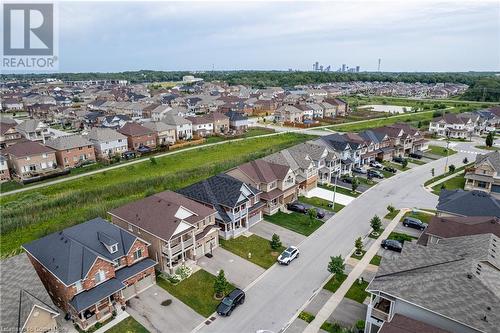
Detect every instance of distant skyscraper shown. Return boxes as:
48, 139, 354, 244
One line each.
356, 66, 360, 72
378, 58, 381, 72
342, 64, 346, 72
313, 61, 319, 71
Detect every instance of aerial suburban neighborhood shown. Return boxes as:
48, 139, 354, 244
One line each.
1, 1, 499, 333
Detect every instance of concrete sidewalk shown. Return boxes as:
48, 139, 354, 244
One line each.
302, 209, 409, 333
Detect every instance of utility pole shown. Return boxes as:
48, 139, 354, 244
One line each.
444, 140, 450, 173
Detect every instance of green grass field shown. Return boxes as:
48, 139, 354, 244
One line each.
401, 210, 434, 224
369, 255, 382, 266
323, 273, 347, 293
104, 317, 149, 333
384, 209, 401, 220
264, 211, 324, 236
427, 145, 457, 157
431, 174, 465, 195
475, 145, 499, 151
298, 195, 345, 213
0, 133, 310, 257
318, 183, 361, 197
345, 280, 370, 303
219, 234, 285, 269
156, 269, 235, 317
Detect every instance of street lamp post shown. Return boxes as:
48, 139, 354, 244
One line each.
332, 172, 338, 213
444, 140, 450, 174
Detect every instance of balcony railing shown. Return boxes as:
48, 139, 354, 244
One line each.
163, 238, 194, 257
371, 308, 389, 321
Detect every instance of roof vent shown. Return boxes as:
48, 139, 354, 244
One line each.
487, 306, 491, 311
467, 273, 473, 279
482, 315, 488, 322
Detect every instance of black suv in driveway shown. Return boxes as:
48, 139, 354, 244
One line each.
409, 151, 423, 159
393, 156, 406, 164
368, 169, 384, 179
287, 202, 307, 214
217, 288, 245, 316
381, 239, 403, 252
402, 217, 426, 230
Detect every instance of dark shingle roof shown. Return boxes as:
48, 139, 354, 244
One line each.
379, 314, 452, 333
22, 218, 138, 285
437, 190, 500, 217
117, 122, 154, 137
3, 140, 54, 157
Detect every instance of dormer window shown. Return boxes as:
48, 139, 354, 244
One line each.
110, 243, 118, 253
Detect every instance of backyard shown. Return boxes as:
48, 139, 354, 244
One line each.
265, 211, 325, 236
219, 234, 285, 269
0, 133, 310, 257
156, 269, 235, 317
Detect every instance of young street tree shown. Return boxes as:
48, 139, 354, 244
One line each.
307, 208, 317, 227
448, 164, 456, 173
270, 233, 282, 250
402, 158, 409, 169
351, 177, 359, 193
370, 215, 382, 233
485, 132, 495, 147
328, 255, 345, 275
355, 237, 364, 254
214, 270, 229, 298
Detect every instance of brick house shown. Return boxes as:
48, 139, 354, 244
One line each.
205, 112, 230, 134
3, 140, 57, 179
464, 151, 500, 198
0, 155, 11, 181
0, 121, 23, 148
85, 128, 128, 160
109, 190, 219, 273
45, 135, 96, 169
23, 218, 156, 331
142, 121, 176, 146
117, 122, 157, 150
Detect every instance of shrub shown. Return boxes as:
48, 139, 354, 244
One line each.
175, 265, 192, 280
161, 299, 173, 306
270, 233, 282, 250
214, 270, 229, 298
150, 157, 158, 165
386, 204, 395, 213
356, 320, 365, 330
448, 164, 456, 173
354, 237, 363, 253
370, 215, 382, 233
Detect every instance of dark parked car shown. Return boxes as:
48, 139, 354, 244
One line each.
137, 145, 152, 154
352, 166, 367, 174
381, 239, 403, 252
393, 156, 406, 164
341, 176, 354, 184
121, 151, 136, 159
287, 202, 307, 214
409, 151, 423, 159
217, 289, 245, 316
368, 169, 384, 179
315, 208, 325, 219
402, 217, 426, 230
383, 166, 397, 173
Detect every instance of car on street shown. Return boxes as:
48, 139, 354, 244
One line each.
393, 156, 406, 164
368, 169, 384, 179
370, 161, 383, 168
381, 239, 403, 252
352, 166, 367, 174
277, 246, 300, 265
217, 288, 245, 316
383, 166, 397, 173
315, 208, 326, 219
287, 202, 307, 214
402, 217, 426, 230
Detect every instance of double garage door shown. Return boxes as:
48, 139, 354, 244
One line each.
121, 274, 155, 301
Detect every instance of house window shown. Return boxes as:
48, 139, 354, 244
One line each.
110, 244, 118, 253
74, 280, 83, 293
94, 270, 106, 284
128, 224, 133, 231
133, 248, 142, 261
42, 153, 47, 158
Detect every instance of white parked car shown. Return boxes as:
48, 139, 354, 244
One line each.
277, 246, 300, 265
370, 161, 383, 169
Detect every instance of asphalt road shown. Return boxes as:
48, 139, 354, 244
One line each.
196, 144, 478, 333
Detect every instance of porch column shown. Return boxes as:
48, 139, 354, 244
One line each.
168, 242, 173, 269
180, 237, 185, 262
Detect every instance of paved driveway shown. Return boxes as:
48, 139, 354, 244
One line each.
197, 247, 265, 289
127, 284, 203, 333
329, 298, 367, 327
251, 220, 306, 247
305, 187, 355, 206
393, 223, 425, 238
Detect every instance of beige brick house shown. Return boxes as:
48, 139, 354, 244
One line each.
3, 140, 57, 179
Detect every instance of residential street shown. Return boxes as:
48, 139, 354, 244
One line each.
196, 143, 479, 333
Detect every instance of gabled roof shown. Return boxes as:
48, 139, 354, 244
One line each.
23, 218, 139, 286
3, 140, 54, 157
368, 233, 499, 333
475, 151, 500, 173
142, 121, 175, 133
86, 127, 127, 142
45, 135, 92, 150
437, 190, 500, 217
418, 215, 500, 245
225, 111, 248, 122
117, 122, 154, 137
379, 314, 452, 333
0, 253, 59, 333
177, 174, 260, 223
109, 191, 215, 241
161, 113, 191, 126
236, 159, 290, 184
15, 119, 46, 133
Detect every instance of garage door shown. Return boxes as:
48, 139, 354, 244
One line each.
135, 274, 154, 294
122, 284, 135, 301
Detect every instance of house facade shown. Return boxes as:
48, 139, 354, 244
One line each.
0, 122, 23, 148
23, 218, 156, 331
117, 122, 157, 150
429, 113, 474, 139
86, 128, 128, 159
161, 114, 193, 141
0, 155, 11, 181
464, 151, 500, 198
3, 141, 57, 179
177, 174, 264, 239
142, 121, 176, 146
109, 190, 219, 273
45, 135, 96, 169
16, 120, 50, 143
226, 159, 299, 215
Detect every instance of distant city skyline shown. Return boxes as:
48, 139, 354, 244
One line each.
21, 1, 500, 73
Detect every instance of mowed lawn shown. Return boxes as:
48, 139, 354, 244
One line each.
431, 174, 465, 195
265, 211, 324, 236
400, 210, 434, 224
157, 269, 234, 317
298, 195, 345, 213
427, 145, 457, 157
329, 111, 435, 132
0, 133, 310, 257
219, 234, 285, 269
105, 317, 149, 333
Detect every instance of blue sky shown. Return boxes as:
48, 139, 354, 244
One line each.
56, 1, 500, 72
